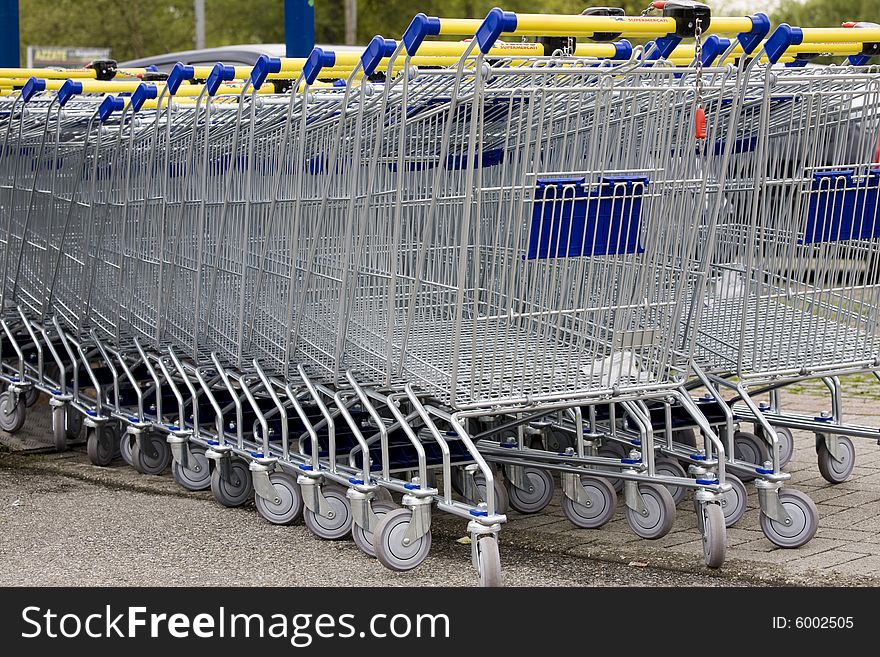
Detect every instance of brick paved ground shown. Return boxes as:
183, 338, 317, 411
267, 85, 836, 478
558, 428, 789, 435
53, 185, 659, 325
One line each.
3, 388, 880, 585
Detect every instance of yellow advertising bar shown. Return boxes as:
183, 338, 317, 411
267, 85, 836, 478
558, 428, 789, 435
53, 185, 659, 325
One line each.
800, 27, 880, 43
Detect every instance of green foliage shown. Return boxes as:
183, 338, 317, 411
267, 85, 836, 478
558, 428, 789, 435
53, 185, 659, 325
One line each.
772, 0, 875, 28
21, 0, 874, 62
318, 1, 649, 44
20, 0, 196, 61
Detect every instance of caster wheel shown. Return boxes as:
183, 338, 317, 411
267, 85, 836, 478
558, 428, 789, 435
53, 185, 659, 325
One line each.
473, 472, 510, 515
210, 459, 254, 507
52, 405, 68, 451
171, 445, 211, 491
770, 426, 794, 468
374, 507, 432, 572
254, 472, 304, 525
352, 500, 399, 557
86, 424, 117, 466
719, 473, 748, 528
0, 391, 26, 433
130, 432, 171, 475
654, 456, 687, 505
701, 502, 727, 568
374, 486, 394, 504
65, 406, 83, 440
597, 441, 627, 493
673, 427, 698, 449
561, 475, 617, 529
119, 432, 136, 467
477, 535, 502, 587
24, 387, 39, 407
303, 484, 352, 540
760, 489, 819, 548
733, 430, 769, 482
625, 483, 676, 540
505, 467, 554, 514
545, 427, 574, 452
817, 435, 855, 484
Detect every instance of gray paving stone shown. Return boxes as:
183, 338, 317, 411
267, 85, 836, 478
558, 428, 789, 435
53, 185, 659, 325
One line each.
787, 550, 869, 572
826, 554, 880, 577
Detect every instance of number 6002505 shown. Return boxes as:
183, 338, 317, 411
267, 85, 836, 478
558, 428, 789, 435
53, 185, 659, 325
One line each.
795, 617, 854, 629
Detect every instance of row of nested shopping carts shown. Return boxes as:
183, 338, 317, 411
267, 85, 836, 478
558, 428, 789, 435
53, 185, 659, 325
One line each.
1, 1, 879, 585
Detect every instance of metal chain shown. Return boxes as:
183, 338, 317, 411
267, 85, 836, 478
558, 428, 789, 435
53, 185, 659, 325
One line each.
694, 17, 704, 110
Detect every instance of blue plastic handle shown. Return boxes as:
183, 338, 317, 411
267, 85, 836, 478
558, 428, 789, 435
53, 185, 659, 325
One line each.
737, 13, 771, 55
402, 13, 442, 55
360, 36, 396, 76
848, 54, 873, 66
57, 79, 83, 107
764, 24, 804, 64
700, 35, 729, 66
98, 96, 125, 122
250, 54, 282, 89
475, 7, 519, 55
167, 62, 195, 95
205, 63, 236, 96
303, 47, 336, 85
20, 77, 46, 103
130, 83, 158, 112
647, 34, 682, 61
613, 40, 633, 60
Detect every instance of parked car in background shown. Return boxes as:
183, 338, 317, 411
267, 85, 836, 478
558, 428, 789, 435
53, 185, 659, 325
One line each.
120, 43, 362, 72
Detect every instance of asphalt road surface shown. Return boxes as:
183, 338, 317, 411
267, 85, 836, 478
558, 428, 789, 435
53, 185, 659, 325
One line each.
0, 453, 750, 587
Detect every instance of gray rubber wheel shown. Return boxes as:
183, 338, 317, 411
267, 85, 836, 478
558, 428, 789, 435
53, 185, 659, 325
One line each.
352, 500, 398, 557
720, 473, 748, 527
52, 405, 68, 451
130, 432, 171, 475
171, 445, 211, 491
545, 427, 575, 452
817, 435, 855, 484
771, 426, 794, 468
66, 406, 83, 440
24, 387, 39, 407
734, 430, 769, 482
760, 489, 819, 548
303, 484, 352, 540
701, 502, 727, 568
654, 456, 687, 505
374, 486, 394, 504
674, 427, 698, 449
561, 475, 617, 529
505, 467, 554, 514
625, 483, 676, 540
86, 424, 116, 466
472, 473, 510, 515
449, 468, 465, 497
119, 432, 136, 467
255, 472, 304, 525
477, 536, 502, 587
0, 391, 26, 433
210, 458, 254, 507
374, 507, 432, 572
597, 441, 627, 493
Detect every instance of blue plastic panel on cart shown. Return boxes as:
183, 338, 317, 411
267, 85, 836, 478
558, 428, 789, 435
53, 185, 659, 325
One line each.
527, 176, 649, 260
803, 170, 880, 243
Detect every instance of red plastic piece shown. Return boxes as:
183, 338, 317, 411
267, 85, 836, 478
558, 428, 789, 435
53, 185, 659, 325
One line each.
695, 106, 707, 140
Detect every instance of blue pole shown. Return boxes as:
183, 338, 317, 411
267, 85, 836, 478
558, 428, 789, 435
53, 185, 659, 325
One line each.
0, 0, 20, 67
285, 0, 315, 58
